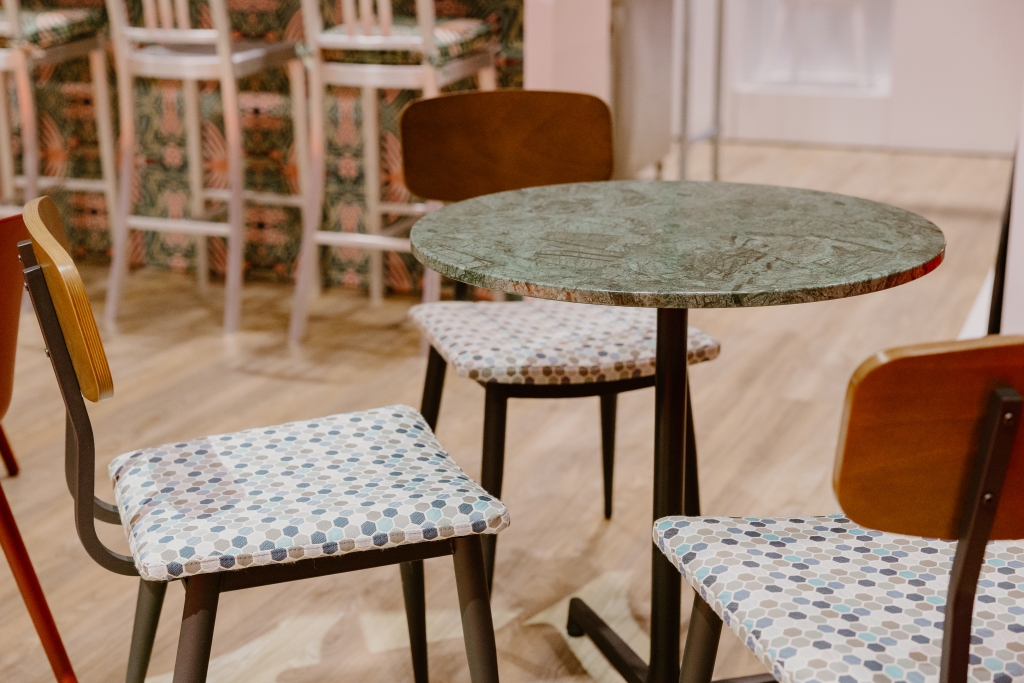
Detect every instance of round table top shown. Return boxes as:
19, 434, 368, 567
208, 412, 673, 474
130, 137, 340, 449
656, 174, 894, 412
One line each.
410, 181, 946, 309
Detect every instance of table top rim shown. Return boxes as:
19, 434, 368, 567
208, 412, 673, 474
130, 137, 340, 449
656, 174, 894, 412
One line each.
410, 180, 946, 309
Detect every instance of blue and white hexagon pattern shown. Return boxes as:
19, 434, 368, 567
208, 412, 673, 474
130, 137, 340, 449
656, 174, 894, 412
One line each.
655, 514, 1024, 683
110, 405, 509, 581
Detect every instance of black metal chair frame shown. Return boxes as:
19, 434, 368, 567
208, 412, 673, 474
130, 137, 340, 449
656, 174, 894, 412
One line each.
19, 239, 500, 683
674, 385, 1022, 683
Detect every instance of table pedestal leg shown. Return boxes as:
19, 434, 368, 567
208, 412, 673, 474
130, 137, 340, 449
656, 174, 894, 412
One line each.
567, 308, 690, 683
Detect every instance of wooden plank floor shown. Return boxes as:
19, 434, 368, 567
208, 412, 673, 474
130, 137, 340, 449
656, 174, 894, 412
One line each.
0, 143, 1010, 683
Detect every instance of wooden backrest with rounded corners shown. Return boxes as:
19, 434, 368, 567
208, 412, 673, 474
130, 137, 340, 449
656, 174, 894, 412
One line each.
400, 90, 614, 202
23, 197, 113, 402
0, 214, 28, 421
834, 335, 1024, 541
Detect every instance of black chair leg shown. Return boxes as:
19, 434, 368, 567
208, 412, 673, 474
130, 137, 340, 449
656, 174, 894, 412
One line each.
421, 346, 447, 431
401, 560, 429, 683
171, 574, 221, 683
684, 378, 700, 515
452, 536, 500, 683
125, 579, 168, 683
599, 393, 617, 519
480, 386, 508, 592
679, 595, 723, 683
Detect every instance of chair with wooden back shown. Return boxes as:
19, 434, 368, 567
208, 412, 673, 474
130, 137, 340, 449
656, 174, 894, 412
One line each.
394, 92, 722, 640
653, 335, 1024, 683
20, 195, 505, 683
0, 211, 77, 683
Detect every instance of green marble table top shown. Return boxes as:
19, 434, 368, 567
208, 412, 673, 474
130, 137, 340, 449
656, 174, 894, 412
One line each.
410, 181, 945, 308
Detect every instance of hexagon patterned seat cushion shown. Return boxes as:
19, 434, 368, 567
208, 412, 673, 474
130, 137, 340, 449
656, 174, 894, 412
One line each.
654, 514, 1024, 683
109, 404, 509, 581
409, 300, 720, 385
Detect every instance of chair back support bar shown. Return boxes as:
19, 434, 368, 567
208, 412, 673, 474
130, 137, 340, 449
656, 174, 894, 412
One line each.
17, 198, 133, 575
107, 0, 224, 47
834, 335, 1024, 540
940, 386, 1022, 683
302, 0, 435, 53
22, 197, 112, 402
400, 91, 614, 202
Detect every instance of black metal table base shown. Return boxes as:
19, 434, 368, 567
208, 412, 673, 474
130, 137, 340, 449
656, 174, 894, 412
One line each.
563, 308, 776, 683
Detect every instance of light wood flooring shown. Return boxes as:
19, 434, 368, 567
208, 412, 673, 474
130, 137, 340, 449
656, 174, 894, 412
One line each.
0, 143, 1012, 683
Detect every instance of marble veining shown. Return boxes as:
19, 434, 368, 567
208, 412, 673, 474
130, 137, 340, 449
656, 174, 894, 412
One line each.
410, 181, 946, 308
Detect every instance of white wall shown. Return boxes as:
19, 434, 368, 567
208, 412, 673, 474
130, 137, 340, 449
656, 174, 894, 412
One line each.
723, 0, 1024, 154
524, 0, 1024, 159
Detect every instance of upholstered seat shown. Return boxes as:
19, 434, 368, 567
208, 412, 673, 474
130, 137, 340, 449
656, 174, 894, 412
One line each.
654, 514, 1024, 683
410, 300, 720, 385
322, 17, 494, 67
0, 7, 106, 49
110, 404, 510, 582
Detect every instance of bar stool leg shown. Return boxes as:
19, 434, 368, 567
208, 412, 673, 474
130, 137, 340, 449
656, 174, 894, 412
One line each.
288, 60, 326, 346
600, 393, 616, 520
0, 481, 77, 683
182, 78, 208, 295
12, 50, 38, 201
125, 579, 167, 683
480, 386, 508, 591
89, 47, 120, 302
452, 535, 500, 683
361, 86, 383, 307
171, 574, 221, 683
0, 424, 19, 476
105, 62, 136, 329
0, 71, 15, 203
218, 74, 245, 334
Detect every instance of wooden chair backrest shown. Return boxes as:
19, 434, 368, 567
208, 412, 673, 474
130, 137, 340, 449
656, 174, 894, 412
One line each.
0, 214, 27, 421
400, 91, 614, 202
23, 197, 112, 402
105, 0, 229, 48
834, 335, 1024, 540
302, 0, 436, 54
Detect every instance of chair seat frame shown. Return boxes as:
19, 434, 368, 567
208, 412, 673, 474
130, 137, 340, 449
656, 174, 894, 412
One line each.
20, 238, 500, 683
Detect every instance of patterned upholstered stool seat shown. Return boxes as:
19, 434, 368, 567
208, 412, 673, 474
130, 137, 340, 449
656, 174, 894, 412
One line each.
0, 7, 106, 49
409, 300, 720, 385
322, 17, 494, 66
109, 404, 510, 582
654, 514, 1024, 683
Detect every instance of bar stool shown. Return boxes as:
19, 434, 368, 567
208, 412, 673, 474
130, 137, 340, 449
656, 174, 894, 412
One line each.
0, 212, 76, 683
103, 0, 311, 333
289, 0, 499, 343
19, 195, 504, 683
657, 336, 1024, 683
400, 91, 722, 589
0, 0, 117, 219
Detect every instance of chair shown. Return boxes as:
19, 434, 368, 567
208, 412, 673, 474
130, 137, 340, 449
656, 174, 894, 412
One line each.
0, 0, 117, 220
103, 0, 311, 334
0, 212, 76, 683
19, 195, 503, 683
654, 335, 1024, 683
399, 91, 722, 589
288, 0, 500, 342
